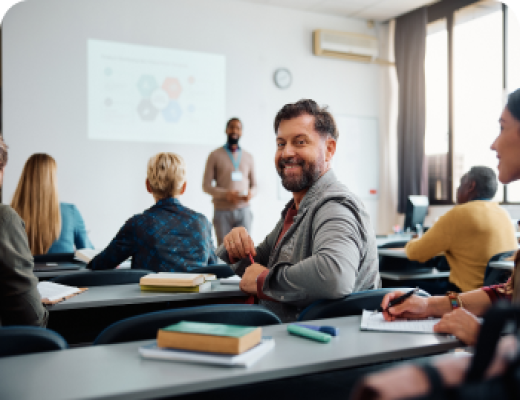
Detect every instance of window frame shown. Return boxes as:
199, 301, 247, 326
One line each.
425, 0, 516, 205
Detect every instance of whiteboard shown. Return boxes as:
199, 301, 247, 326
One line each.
333, 115, 379, 200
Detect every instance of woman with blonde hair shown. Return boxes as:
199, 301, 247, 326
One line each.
88, 152, 218, 272
11, 153, 93, 255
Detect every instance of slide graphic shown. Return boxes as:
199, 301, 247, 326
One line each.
88, 39, 226, 145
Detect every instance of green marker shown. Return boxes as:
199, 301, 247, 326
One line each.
287, 324, 331, 343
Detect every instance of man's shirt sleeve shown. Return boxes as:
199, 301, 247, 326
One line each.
405, 209, 455, 262
202, 152, 228, 199
88, 218, 135, 270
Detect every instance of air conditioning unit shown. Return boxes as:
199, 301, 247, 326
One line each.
313, 29, 383, 64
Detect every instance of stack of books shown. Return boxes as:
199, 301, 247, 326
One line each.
139, 272, 216, 293
139, 321, 275, 367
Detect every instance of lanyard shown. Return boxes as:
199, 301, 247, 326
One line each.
223, 145, 242, 171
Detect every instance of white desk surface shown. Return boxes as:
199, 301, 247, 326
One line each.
378, 248, 409, 258
489, 260, 514, 270
0, 315, 460, 400
376, 235, 412, 248
47, 282, 248, 311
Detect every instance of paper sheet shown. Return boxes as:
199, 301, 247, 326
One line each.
219, 275, 241, 285
360, 310, 441, 333
37, 281, 82, 302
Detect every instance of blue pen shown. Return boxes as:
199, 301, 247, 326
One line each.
295, 323, 339, 337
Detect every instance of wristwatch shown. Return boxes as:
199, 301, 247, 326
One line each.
446, 291, 462, 309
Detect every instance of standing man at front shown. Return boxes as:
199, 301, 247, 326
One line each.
203, 118, 256, 245
216, 100, 380, 322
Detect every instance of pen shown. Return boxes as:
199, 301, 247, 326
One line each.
249, 254, 255, 264
374, 287, 419, 314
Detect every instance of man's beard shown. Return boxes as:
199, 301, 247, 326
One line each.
277, 156, 322, 192
227, 135, 239, 146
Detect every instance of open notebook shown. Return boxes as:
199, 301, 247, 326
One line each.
360, 310, 441, 334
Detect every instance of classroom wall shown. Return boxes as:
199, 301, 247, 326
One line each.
3, 0, 381, 247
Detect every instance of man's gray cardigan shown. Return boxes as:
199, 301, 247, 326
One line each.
217, 170, 380, 322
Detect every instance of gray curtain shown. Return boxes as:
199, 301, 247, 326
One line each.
394, 8, 428, 213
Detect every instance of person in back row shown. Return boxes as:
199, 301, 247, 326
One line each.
0, 137, 48, 326
11, 153, 93, 255
88, 152, 218, 272
216, 99, 380, 322
405, 166, 517, 294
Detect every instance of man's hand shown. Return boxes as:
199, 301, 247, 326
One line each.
239, 263, 268, 295
226, 190, 240, 205
239, 190, 252, 202
381, 291, 430, 321
433, 308, 481, 345
223, 227, 257, 260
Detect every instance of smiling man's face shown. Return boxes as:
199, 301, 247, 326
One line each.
275, 114, 331, 194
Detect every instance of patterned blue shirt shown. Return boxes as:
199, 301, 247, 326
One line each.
88, 197, 218, 272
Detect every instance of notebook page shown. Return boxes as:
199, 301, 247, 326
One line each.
360, 310, 441, 333
37, 281, 81, 301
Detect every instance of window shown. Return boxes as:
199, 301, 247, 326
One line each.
452, 4, 503, 202
425, 20, 449, 202
424, 0, 517, 205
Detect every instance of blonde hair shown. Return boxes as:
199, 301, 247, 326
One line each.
11, 154, 61, 255
147, 152, 186, 199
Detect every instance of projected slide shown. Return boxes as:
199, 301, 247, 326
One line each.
88, 40, 226, 145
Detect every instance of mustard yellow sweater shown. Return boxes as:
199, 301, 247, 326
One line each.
405, 201, 517, 292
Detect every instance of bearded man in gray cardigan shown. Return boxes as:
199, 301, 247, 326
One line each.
216, 99, 380, 322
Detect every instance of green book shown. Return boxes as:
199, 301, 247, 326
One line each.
157, 321, 262, 354
140, 281, 211, 293
162, 321, 257, 337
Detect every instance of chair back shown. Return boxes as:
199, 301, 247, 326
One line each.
94, 304, 282, 345
483, 250, 516, 287
297, 287, 430, 321
34, 253, 75, 263
50, 269, 150, 287
190, 264, 235, 278
0, 326, 68, 357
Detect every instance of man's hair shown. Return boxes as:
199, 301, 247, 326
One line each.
0, 136, 7, 169
147, 152, 186, 199
273, 99, 338, 141
466, 166, 498, 199
226, 117, 242, 129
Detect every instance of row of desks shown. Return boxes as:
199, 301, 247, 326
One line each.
0, 314, 460, 400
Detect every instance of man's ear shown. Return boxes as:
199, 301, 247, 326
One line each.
180, 181, 187, 195
467, 180, 477, 195
325, 137, 337, 163
146, 179, 153, 194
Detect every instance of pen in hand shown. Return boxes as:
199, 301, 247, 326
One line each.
248, 254, 255, 264
374, 287, 419, 315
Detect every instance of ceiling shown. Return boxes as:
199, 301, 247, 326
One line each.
231, 0, 440, 21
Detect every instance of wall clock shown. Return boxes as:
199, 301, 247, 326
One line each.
273, 68, 292, 89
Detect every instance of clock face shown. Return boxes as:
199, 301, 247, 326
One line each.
274, 68, 292, 89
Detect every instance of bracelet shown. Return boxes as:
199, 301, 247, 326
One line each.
446, 291, 462, 310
